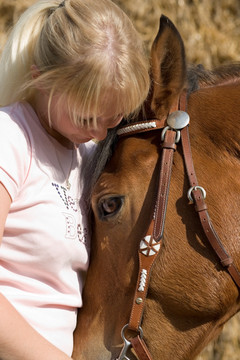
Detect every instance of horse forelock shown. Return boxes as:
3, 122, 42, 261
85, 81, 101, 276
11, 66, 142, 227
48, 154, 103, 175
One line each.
83, 128, 119, 202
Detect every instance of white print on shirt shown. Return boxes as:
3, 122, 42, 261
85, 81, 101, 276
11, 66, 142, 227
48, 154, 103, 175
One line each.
62, 212, 76, 239
62, 213, 88, 245
52, 182, 88, 246
52, 183, 78, 211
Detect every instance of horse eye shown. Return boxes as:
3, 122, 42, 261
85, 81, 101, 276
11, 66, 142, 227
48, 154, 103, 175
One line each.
98, 196, 124, 220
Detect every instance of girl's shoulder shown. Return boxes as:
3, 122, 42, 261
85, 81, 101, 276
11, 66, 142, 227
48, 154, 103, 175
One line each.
0, 102, 35, 199
0, 101, 47, 147
0, 102, 36, 136
0, 102, 31, 144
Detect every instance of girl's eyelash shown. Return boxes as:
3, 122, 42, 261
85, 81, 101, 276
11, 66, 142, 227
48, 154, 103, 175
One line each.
80, 118, 94, 127
80, 114, 123, 128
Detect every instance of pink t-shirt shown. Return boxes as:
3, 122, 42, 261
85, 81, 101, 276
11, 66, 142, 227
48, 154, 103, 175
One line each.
0, 102, 95, 355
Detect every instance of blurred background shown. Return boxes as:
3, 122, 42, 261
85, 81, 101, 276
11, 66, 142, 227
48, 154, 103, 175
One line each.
0, 0, 240, 359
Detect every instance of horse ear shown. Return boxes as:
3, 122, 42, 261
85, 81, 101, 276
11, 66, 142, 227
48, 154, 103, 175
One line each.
150, 15, 187, 119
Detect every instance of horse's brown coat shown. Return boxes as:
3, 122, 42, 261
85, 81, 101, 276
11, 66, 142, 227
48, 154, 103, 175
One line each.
73, 16, 240, 360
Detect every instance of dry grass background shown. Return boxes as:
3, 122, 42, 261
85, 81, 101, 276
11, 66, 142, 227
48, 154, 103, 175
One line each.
0, 0, 240, 359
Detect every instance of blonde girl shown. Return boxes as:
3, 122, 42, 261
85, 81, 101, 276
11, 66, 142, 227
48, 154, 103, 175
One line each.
0, 0, 149, 359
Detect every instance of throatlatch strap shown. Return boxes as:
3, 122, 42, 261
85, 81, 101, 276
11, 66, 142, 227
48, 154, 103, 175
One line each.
181, 126, 240, 288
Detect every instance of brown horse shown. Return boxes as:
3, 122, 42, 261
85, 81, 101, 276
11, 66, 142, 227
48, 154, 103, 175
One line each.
73, 15, 240, 360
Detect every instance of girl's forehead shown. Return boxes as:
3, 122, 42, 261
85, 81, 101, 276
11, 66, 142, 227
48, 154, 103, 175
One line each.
83, 94, 123, 116
97, 91, 128, 116
97, 98, 121, 117
58, 88, 126, 123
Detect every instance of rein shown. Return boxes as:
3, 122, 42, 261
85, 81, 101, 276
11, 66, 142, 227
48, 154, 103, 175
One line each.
115, 92, 240, 360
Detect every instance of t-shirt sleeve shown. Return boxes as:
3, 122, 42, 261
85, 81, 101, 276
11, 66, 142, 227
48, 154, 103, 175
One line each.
0, 110, 31, 201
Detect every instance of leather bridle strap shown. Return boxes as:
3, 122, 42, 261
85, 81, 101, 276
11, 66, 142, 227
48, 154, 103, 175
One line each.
116, 129, 177, 360
116, 103, 180, 360
131, 335, 152, 360
117, 119, 166, 137
116, 130, 177, 360
128, 130, 177, 331
179, 89, 240, 288
181, 125, 240, 287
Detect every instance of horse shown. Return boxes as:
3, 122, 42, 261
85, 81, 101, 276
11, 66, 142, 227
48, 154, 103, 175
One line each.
72, 15, 240, 360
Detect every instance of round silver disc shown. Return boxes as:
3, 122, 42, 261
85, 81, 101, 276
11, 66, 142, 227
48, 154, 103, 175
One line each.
167, 111, 190, 130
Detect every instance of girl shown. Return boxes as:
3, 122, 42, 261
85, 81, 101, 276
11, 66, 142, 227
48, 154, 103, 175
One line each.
0, 0, 150, 359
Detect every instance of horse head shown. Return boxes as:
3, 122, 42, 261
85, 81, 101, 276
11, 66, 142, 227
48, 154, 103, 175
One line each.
73, 15, 240, 360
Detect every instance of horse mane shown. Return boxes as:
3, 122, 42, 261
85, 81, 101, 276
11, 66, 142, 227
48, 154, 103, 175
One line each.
187, 62, 240, 92
84, 62, 240, 201
187, 62, 240, 161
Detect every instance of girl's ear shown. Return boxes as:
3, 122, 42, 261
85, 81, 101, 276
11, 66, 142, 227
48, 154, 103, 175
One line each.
30, 64, 46, 94
30, 64, 41, 79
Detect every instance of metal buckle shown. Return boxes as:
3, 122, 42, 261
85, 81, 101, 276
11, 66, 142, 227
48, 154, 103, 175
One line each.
161, 126, 181, 143
116, 324, 143, 360
161, 110, 190, 143
187, 185, 206, 202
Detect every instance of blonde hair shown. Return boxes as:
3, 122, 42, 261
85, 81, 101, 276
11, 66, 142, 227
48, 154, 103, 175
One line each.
0, 0, 150, 126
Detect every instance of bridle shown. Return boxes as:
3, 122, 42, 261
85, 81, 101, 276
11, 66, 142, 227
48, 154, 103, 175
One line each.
115, 91, 240, 360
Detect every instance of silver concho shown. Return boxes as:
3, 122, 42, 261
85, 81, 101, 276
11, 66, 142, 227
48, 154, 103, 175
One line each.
167, 111, 190, 130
